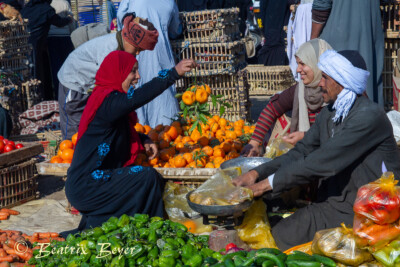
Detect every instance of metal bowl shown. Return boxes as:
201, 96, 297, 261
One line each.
186, 191, 253, 216
220, 157, 271, 173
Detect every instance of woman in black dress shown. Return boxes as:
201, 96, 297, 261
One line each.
63, 50, 196, 233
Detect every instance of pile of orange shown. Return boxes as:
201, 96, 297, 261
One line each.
50, 132, 78, 164
134, 115, 255, 168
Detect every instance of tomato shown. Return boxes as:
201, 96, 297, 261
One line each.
4, 144, 14, 153
357, 186, 371, 199
0, 136, 4, 141
371, 209, 391, 224
354, 201, 371, 215
225, 243, 237, 251
386, 195, 400, 212
15, 143, 24, 149
5, 140, 15, 147
0, 141, 4, 153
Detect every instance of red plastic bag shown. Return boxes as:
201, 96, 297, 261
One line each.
353, 172, 400, 225
353, 215, 400, 251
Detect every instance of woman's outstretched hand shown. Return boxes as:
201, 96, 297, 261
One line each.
175, 59, 198, 76
282, 131, 305, 146
241, 140, 262, 157
143, 139, 158, 160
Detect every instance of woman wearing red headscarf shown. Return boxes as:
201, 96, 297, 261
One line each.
63, 50, 196, 234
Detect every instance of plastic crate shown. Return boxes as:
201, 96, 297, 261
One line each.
245, 65, 296, 96
0, 158, 39, 208
180, 8, 241, 43
176, 70, 251, 122
172, 39, 247, 77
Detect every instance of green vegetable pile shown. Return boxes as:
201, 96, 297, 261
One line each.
216, 249, 336, 267
28, 214, 216, 267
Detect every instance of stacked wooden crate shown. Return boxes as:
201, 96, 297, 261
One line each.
172, 8, 251, 122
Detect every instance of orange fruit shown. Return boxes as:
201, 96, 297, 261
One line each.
175, 142, 185, 151
212, 115, 220, 122
183, 153, 193, 164
220, 142, 232, 153
235, 128, 243, 137
213, 156, 225, 165
174, 135, 183, 144
182, 91, 196, 105
234, 120, 245, 128
195, 89, 208, 104
160, 149, 172, 162
59, 140, 73, 151
190, 129, 201, 142
195, 157, 207, 168
148, 130, 159, 142
204, 84, 211, 95
183, 220, 197, 233
159, 140, 170, 149
61, 148, 74, 161
225, 131, 237, 140
166, 126, 178, 141
149, 157, 159, 166
233, 141, 243, 151
202, 146, 213, 157
171, 121, 181, 129
57, 149, 63, 157
182, 136, 192, 143
215, 129, 225, 140
71, 132, 78, 147
143, 125, 152, 134
187, 161, 197, 168
158, 132, 172, 143
50, 156, 63, 163
205, 162, 215, 168
62, 159, 72, 164
210, 123, 219, 133
155, 124, 164, 132
134, 123, 145, 133
174, 154, 187, 168
207, 118, 216, 126
218, 118, 227, 128
197, 136, 209, 147
213, 148, 225, 158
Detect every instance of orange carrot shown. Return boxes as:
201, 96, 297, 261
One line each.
0, 256, 14, 262
36, 238, 50, 243
0, 262, 10, 267
355, 223, 391, 237
5, 240, 31, 255
283, 241, 313, 255
368, 226, 400, 246
37, 233, 50, 239
0, 232, 20, 235
0, 216, 8, 221
15, 252, 32, 262
0, 210, 19, 216
2, 245, 11, 252
5, 249, 16, 255
31, 233, 38, 239
0, 214, 9, 217
50, 233, 59, 238
0, 249, 6, 257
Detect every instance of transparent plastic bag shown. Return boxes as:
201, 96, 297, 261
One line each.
189, 170, 253, 206
311, 223, 374, 266
353, 214, 400, 251
353, 172, 400, 225
235, 199, 277, 249
264, 136, 294, 159
163, 181, 212, 234
372, 238, 400, 267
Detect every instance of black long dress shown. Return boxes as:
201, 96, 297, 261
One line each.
64, 68, 181, 233
253, 96, 400, 250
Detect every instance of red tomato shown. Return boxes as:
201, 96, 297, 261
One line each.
356, 186, 371, 199
386, 195, 400, 212
371, 209, 391, 224
0, 142, 4, 153
354, 201, 371, 215
5, 140, 15, 147
225, 243, 237, 251
4, 144, 14, 153
15, 143, 24, 149
0, 136, 4, 141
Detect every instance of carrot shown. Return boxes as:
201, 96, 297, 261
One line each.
5, 240, 31, 255
36, 238, 50, 243
31, 233, 38, 239
0, 216, 8, 221
0, 262, 10, 267
37, 233, 52, 239
0, 232, 20, 236
355, 223, 391, 237
0, 256, 14, 262
368, 226, 400, 246
50, 233, 59, 238
283, 241, 313, 255
0, 213, 10, 217
2, 245, 11, 252
0, 249, 6, 257
5, 249, 16, 255
15, 252, 31, 262
0, 210, 19, 216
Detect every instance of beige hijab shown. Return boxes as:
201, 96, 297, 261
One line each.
291, 39, 332, 132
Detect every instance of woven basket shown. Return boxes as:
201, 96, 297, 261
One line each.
245, 65, 296, 96
176, 70, 251, 122
172, 39, 247, 77
0, 158, 39, 208
381, 1, 400, 38
180, 8, 241, 43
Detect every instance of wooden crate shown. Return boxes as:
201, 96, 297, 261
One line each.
381, 1, 400, 38
0, 20, 28, 39
180, 8, 241, 43
176, 70, 251, 122
245, 65, 296, 96
172, 39, 247, 77
0, 142, 43, 168
0, 158, 39, 208
383, 38, 400, 106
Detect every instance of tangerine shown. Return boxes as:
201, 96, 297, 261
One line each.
183, 153, 193, 163
182, 91, 196, 105
202, 146, 213, 156
155, 124, 164, 132
50, 156, 63, 164
62, 159, 72, 164
71, 132, 78, 147
159, 140, 170, 149
197, 136, 209, 147
143, 125, 152, 134
59, 140, 73, 151
61, 148, 74, 161
166, 126, 178, 140
174, 154, 187, 168
195, 89, 208, 104
205, 162, 215, 168
134, 123, 145, 133
183, 220, 197, 233
213, 148, 225, 158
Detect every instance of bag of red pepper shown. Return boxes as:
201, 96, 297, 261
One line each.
353, 172, 400, 225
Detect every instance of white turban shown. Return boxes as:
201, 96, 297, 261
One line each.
318, 50, 370, 123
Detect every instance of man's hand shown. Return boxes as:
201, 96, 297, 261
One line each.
246, 179, 272, 197
282, 131, 304, 146
143, 139, 158, 160
175, 59, 198, 76
240, 140, 262, 157
232, 170, 259, 187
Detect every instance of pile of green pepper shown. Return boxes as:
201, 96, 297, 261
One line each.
27, 213, 338, 267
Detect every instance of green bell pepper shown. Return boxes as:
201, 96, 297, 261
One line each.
117, 214, 130, 228
138, 228, 150, 239
176, 237, 186, 247
150, 220, 164, 230
185, 254, 203, 267
148, 246, 159, 259
136, 256, 147, 265
181, 244, 196, 260
101, 221, 118, 233
66, 234, 76, 246
161, 249, 180, 259
201, 248, 214, 258
150, 216, 163, 223
127, 244, 145, 260
89, 255, 103, 267
134, 214, 149, 223
159, 256, 176, 267
110, 256, 126, 267
148, 229, 157, 244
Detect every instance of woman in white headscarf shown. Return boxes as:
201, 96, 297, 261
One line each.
242, 38, 332, 157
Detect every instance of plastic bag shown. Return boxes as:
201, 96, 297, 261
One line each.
264, 136, 293, 159
354, 172, 400, 225
163, 181, 212, 234
284, 241, 313, 255
353, 215, 400, 251
372, 237, 400, 267
189, 170, 253, 206
235, 199, 277, 249
311, 223, 374, 266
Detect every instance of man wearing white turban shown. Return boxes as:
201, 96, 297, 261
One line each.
233, 50, 400, 250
